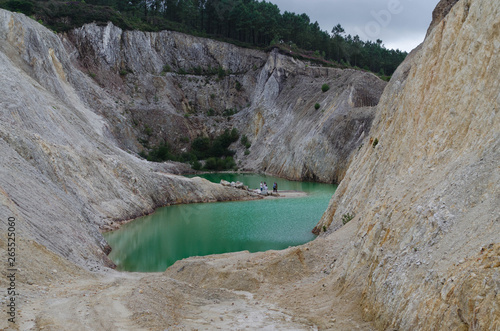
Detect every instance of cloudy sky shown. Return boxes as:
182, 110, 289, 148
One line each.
266, 0, 440, 52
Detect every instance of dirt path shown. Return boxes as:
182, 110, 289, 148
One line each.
17, 270, 319, 330
19, 271, 147, 330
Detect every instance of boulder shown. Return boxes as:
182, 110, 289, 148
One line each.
220, 180, 231, 187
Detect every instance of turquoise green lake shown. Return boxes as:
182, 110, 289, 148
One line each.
104, 173, 336, 272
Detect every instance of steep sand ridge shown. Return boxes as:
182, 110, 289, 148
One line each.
315, 0, 499, 328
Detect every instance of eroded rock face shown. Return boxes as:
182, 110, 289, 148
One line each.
63, 23, 385, 183
64, 23, 267, 151
0, 9, 258, 270
315, 0, 499, 329
236, 50, 385, 183
427, 0, 460, 37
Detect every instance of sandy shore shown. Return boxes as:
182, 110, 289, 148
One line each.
260, 190, 307, 199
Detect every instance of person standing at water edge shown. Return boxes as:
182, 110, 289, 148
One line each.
260, 182, 263, 192
273, 182, 277, 193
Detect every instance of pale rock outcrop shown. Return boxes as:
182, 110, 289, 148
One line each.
427, 0, 460, 36
220, 179, 231, 186
314, 0, 499, 329
68, 22, 264, 77
65, 22, 267, 151
236, 50, 386, 183
233, 181, 245, 189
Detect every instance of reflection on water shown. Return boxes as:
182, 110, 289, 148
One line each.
105, 173, 336, 272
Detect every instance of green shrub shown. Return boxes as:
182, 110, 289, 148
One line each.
119, 69, 128, 76
193, 65, 202, 75
229, 128, 239, 142
217, 67, 226, 79
145, 142, 176, 162
204, 157, 218, 170
314, 103, 320, 110
210, 140, 226, 157
322, 225, 327, 232
241, 135, 252, 149
244, 149, 250, 155
235, 80, 242, 91
137, 138, 149, 147
191, 137, 211, 159
321, 84, 330, 92
372, 138, 379, 148
162, 64, 171, 73
178, 152, 194, 162
191, 159, 202, 170
223, 108, 237, 117
189, 130, 239, 169
209, 128, 239, 157
224, 156, 236, 170
143, 125, 152, 136
205, 156, 236, 171
207, 109, 215, 116
342, 213, 355, 225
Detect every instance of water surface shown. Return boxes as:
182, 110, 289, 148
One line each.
105, 173, 336, 272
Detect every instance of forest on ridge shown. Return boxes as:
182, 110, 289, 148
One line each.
0, 0, 407, 75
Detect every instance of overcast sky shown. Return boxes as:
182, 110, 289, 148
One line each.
266, 0, 440, 52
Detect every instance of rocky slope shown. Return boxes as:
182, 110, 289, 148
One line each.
314, 0, 500, 329
64, 22, 385, 183
236, 50, 384, 183
64, 22, 267, 151
0, 9, 258, 272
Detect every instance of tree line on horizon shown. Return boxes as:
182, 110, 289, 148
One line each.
1, 0, 407, 75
